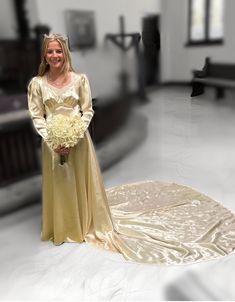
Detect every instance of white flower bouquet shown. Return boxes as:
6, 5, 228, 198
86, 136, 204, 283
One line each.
46, 114, 86, 165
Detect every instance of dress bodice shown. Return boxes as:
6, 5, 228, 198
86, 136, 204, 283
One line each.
27, 72, 94, 140
40, 72, 82, 118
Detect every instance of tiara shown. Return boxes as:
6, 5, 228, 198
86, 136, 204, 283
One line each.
43, 33, 68, 41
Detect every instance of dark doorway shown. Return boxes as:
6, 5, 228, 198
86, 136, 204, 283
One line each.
142, 15, 160, 86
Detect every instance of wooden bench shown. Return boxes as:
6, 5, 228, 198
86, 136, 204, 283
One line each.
191, 57, 235, 98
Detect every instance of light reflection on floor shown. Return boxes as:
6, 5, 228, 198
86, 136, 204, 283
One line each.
1, 86, 235, 300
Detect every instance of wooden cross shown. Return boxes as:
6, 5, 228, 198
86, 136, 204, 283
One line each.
105, 16, 141, 51
105, 16, 147, 101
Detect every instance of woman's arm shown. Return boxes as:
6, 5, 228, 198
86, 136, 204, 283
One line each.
27, 77, 48, 140
79, 74, 94, 131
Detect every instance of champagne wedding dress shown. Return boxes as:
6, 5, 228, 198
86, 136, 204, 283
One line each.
28, 72, 235, 265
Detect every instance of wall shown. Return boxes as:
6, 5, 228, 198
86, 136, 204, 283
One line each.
160, 0, 235, 82
4, 0, 234, 88
0, 0, 161, 96
25, 0, 39, 32
33, 0, 161, 97
0, 0, 17, 39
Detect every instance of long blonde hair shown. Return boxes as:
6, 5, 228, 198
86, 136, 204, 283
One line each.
37, 33, 75, 76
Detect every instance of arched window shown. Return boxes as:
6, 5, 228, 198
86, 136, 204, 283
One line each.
187, 0, 224, 45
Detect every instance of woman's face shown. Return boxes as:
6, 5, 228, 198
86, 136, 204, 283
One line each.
45, 40, 64, 71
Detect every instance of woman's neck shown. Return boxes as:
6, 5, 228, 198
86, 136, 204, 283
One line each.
47, 68, 64, 79
47, 69, 71, 87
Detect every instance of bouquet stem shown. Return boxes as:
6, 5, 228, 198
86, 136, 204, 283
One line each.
60, 155, 66, 165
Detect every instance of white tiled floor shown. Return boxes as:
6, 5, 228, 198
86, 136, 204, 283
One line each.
1, 86, 235, 301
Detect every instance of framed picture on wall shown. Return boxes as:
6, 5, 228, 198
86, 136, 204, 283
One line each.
65, 10, 96, 50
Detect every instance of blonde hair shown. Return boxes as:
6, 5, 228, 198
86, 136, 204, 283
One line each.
37, 33, 74, 76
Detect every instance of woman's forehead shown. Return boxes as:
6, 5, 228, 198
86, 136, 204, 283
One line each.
47, 40, 62, 49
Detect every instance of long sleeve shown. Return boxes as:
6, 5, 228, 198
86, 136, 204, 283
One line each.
79, 74, 94, 131
27, 77, 48, 140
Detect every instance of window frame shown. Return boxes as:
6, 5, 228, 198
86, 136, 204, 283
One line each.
186, 0, 224, 47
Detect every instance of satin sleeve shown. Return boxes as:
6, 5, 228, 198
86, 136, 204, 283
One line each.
27, 77, 48, 140
79, 74, 94, 131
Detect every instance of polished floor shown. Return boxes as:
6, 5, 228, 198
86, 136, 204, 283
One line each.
1, 86, 235, 300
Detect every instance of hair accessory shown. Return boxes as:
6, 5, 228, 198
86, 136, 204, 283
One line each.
43, 33, 68, 41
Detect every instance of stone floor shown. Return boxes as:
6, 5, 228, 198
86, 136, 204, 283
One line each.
1, 86, 235, 300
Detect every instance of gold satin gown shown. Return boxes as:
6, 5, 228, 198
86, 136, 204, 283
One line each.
28, 72, 235, 265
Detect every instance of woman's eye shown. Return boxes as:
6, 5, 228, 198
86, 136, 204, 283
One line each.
46, 49, 62, 54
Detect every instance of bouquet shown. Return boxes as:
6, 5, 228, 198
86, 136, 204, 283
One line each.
46, 114, 86, 165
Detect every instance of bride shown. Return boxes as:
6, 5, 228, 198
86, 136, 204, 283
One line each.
28, 33, 235, 265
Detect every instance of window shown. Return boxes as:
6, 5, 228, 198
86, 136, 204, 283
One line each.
187, 0, 224, 45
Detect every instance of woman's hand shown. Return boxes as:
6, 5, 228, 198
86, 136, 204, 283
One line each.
54, 145, 70, 155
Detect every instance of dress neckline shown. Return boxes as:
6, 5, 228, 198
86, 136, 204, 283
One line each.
44, 72, 74, 91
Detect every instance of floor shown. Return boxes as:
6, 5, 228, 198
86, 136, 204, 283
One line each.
1, 86, 235, 301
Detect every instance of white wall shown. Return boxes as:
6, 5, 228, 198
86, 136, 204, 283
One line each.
0, 0, 39, 39
35, 0, 160, 43
25, 0, 39, 34
160, 0, 235, 82
33, 0, 161, 97
0, 0, 161, 96
0, 0, 17, 39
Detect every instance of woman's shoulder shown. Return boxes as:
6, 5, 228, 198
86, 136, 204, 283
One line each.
72, 72, 89, 84
28, 75, 43, 87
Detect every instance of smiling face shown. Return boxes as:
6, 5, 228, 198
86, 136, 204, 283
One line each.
45, 40, 65, 71
38, 34, 74, 76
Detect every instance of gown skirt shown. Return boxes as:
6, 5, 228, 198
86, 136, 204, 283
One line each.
41, 130, 235, 265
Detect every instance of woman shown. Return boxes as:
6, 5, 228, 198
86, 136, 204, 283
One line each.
28, 33, 235, 265
28, 33, 119, 250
